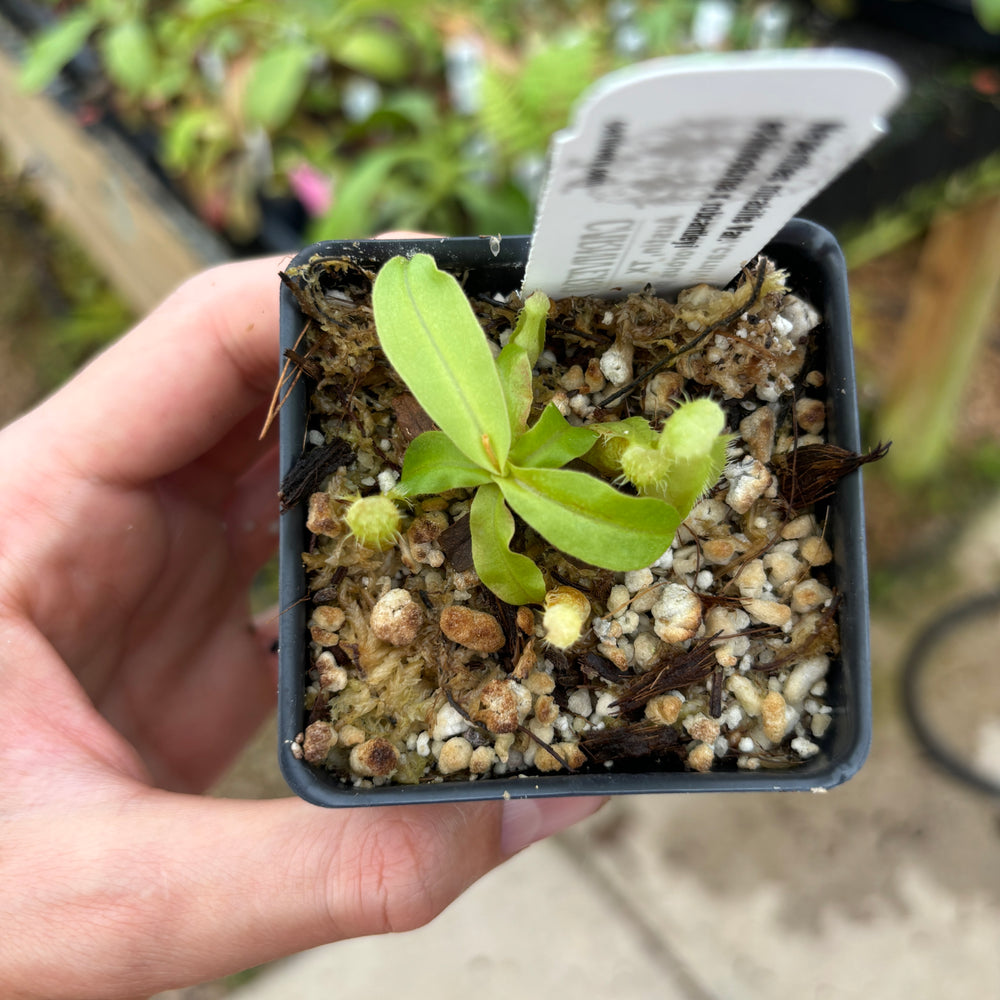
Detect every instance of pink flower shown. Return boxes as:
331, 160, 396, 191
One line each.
287, 163, 333, 217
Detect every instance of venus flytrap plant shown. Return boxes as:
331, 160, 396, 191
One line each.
371, 253, 682, 607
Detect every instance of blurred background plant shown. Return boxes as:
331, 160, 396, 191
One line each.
13, 0, 811, 246
0, 152, 133, 425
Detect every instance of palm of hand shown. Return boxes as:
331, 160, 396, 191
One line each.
38, 452, 274, 792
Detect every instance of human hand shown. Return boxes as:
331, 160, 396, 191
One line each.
0, 251, 604, 1000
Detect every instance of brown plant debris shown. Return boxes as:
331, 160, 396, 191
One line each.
613, 636, 722, 716
283, 347, 322, 380
775, 442, 891, 510
580, 650, 633, 684
260, 322, 310, 439
599, 257, 771, 407
390, 393, 436, 443
279, 437, 355, 511
438, 515, 474, 572
517, 724, 577, 772
580, 721, 683, 763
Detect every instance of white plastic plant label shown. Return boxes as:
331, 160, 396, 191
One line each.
523, 49, 906, 299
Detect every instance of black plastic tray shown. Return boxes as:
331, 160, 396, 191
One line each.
277, 219, 872, 806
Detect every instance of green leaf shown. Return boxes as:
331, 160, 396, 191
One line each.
454, 179, 534, 236
653, 442, 728, 519
653, 398, 730, 517
508, 403, 596, 469
331, 26, 412, 81
973, 0, 1000, 32
477, 38, 595, 159
509, 291, 549, 366
498, 466, 679, 571
18, 11, 98, 92
244, 44, 314, 129
593, 415, 659, 446
495, 341, 533, 435
657, 398, 726, 458
399, 431, 493, 496
379, 90, 438, 131
470, 484, 546, 606
372, 254, 511, 472
146, 57, 191, 103
100, 20, 157, 96
494, 290, 549, 436
161, 107, 229, 170
584, 416, 655, 475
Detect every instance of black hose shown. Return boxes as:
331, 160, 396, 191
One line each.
900, 588, 1000, 798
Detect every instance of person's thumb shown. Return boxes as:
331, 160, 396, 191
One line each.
4, 790, 605, 999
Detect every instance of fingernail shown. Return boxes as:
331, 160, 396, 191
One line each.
500, 796, 607, 856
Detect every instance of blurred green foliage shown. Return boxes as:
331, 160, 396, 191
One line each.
0, 158, 133, 421
973, 0, 1000, 32
18, 0, 795, 243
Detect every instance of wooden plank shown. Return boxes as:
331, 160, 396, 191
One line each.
877, 194, 1000, 481
0, 26, 230, 314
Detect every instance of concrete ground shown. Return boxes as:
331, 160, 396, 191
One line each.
162, 494, 1000, 1000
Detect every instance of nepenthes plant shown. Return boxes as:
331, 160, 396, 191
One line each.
360, 253, 729, 627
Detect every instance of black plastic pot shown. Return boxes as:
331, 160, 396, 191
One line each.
277, 218, 872, 806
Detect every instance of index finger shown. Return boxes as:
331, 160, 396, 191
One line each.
20, 256, 288, 487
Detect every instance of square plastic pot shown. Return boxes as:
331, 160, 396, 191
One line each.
277, 218, 872, 806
